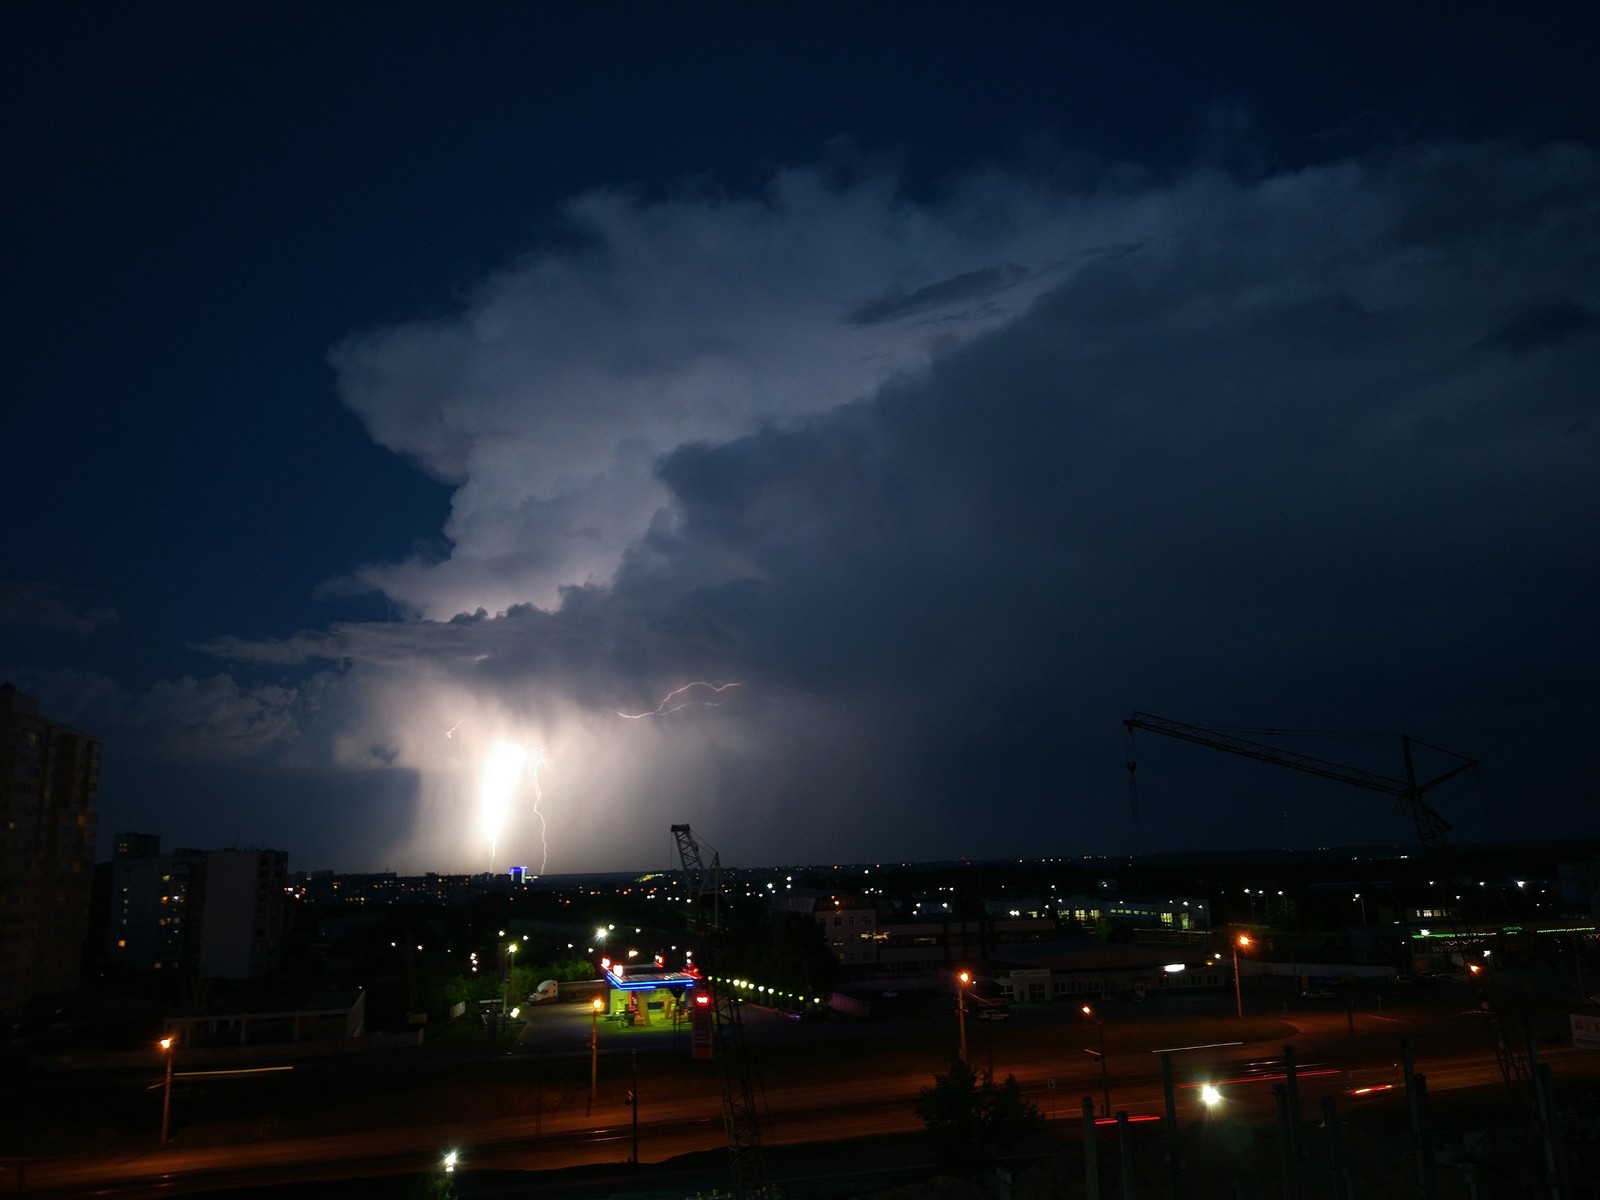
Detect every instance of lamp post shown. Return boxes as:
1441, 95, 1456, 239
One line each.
1081, 1005, 1110, 1117
503, 941, 518, 1028
588, 996, 603, 1114
1354, 893, 1366, 925
158, 1035, 176, 1147
956, 970, 970, 1065
1232, 933, 1252, 1020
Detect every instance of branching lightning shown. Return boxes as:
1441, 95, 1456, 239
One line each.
615, 680, 746, 719
449, 721, 551, 874
528, 746, 549, 874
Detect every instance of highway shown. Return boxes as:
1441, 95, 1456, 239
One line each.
10, 997, 1586, 1197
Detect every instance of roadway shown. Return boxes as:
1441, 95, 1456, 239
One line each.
9, 994, 1587, 1197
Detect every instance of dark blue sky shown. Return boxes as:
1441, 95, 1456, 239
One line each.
4, 3, 1597, 873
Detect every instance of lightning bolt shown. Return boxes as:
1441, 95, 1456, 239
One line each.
615, 680, 746, 719
529, 747, 549, 875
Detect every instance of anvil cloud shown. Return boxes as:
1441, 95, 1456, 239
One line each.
193, 141, 1599, 872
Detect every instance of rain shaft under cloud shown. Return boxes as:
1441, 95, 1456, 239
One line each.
186, 140, 1600, 873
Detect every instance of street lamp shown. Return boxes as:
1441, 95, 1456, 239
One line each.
589, 996, 604, 1114
956, 970, 970, 1065
1232, 933, 1252, 1019
158, 1034, 176, 1147
1354, 893, 1366, 925
1081, 1005, 1110, 1117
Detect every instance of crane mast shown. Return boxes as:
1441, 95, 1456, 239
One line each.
671, 823, 770, 1198
1121, 713, 1531, 1101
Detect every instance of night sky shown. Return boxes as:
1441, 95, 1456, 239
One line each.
5, 3, 1597, 875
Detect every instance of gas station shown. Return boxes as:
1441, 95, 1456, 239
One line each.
599, 956, 699, 1028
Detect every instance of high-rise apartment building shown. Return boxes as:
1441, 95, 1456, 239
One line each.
108, 836, 287, 980
0, 682, 100, 1012
197, 848, 288, 979
108, 834, 205, 973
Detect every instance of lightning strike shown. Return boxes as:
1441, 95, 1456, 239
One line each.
615, 680, 746, 719
478, 740, 526, 871
528, 746, 549, 875
446, 721, 550, 873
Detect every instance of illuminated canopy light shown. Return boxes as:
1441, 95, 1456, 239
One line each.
1164, 964, 1185, 973
605, 965, 699, 991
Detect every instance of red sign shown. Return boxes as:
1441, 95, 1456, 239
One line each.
691, 1002, 714, 1060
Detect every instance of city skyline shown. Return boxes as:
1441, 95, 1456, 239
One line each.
4, 4, 1598, 875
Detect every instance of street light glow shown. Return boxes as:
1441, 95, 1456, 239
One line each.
1201, 1084, 1223, 1108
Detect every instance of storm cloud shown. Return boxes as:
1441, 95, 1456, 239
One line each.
196, 140, 1599, 872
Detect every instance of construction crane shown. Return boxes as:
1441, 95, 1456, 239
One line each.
1123, 712, 1474, 851
671, 823, 770, 1198
1121, 712, 1531, 1101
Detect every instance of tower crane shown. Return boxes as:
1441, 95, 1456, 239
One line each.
671, 823, 770, 1198
1121, 712, 1530, 1100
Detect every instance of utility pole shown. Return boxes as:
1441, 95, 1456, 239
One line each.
630, 1050, 639, 1164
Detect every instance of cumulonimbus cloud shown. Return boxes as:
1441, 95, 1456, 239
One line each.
327, 166, 1167, 619
198, 139, 1599, 871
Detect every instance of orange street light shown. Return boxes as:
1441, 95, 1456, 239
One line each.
1232, 933, 1252, 1019
1080, 1004, 1110, 1115
956, 971, 971, 1065
158, 1034, 176, 1147
589, 996, 604, 1113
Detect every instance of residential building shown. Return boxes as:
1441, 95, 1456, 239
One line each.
106, 838, 288, 980
107, 835, 206, 973
0, 683, 99, 1012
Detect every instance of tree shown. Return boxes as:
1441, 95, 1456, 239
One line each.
914, 1058, 1044, 1166
405, 1173, 456, 1199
